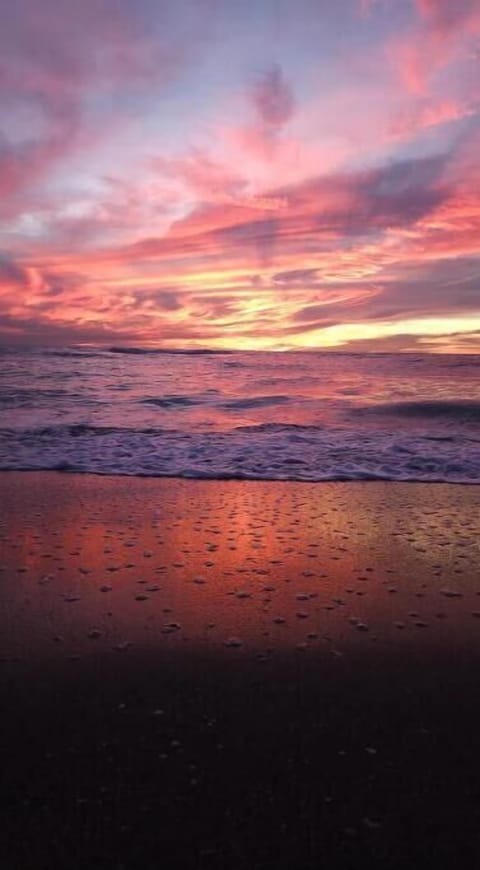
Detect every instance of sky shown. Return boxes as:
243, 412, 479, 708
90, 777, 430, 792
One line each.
0, 0, 479, 351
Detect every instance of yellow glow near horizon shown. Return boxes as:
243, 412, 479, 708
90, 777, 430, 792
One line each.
286, 317, 480, 350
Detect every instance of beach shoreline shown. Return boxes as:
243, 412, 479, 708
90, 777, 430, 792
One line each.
2, 472, 480, 868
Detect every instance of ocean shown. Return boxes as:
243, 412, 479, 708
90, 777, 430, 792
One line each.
1, 347, 479, 482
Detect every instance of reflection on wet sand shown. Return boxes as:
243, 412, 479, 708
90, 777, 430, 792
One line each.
1, 473, 480, 662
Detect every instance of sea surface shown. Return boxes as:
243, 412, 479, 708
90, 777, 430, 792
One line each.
1, 347, 479, 482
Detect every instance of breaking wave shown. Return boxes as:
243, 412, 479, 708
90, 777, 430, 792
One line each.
0, 422, 478, 483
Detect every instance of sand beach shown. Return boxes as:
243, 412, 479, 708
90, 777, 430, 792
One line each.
2, 472, 480, 868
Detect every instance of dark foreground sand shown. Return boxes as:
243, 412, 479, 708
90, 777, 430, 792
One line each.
1, 472, 480, 869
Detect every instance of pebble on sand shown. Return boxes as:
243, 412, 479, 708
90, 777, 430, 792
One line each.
363, 817, 382, 830
162, 622, 181, 634
114, 641, 132, 652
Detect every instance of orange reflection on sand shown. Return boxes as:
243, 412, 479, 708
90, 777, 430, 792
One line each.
2, 473, 480, 661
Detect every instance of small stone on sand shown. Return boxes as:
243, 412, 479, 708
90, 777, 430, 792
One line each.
114, 641, 132, 652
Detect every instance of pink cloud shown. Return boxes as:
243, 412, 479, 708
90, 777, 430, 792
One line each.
389, 98, 477, 138
152, 149, 247, 202
390, 0, 480, 94
415, 0, 477, 35
0, 0, 216, 217
217, 64, 298, 167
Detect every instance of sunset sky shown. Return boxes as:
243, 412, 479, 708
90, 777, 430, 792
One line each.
0, 0, 479, 351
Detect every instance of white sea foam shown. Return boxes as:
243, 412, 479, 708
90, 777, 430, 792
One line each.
0, 422, 478, 482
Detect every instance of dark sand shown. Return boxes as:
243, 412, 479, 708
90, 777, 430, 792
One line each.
1, 472, 480, 868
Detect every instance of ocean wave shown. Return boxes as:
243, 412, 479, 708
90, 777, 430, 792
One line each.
353, 400, 480, 422
2, 349, 479, 484
221, 395, 293, 410
141, 394, 207, 408
44, 350, 103, 359
0, 387, 69, 409
108, 346, 233, 355
0, 387, 105, 410
234, 422, 322, 433
138, 393, 295, 411
0, 423, 478, 483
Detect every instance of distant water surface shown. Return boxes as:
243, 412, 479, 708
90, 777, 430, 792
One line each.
1, 347, 479, 482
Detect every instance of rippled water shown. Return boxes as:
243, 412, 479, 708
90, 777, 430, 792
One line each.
1, 347, 479, 482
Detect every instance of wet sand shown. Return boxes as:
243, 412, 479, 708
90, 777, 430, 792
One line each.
1, 472, 480, 868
